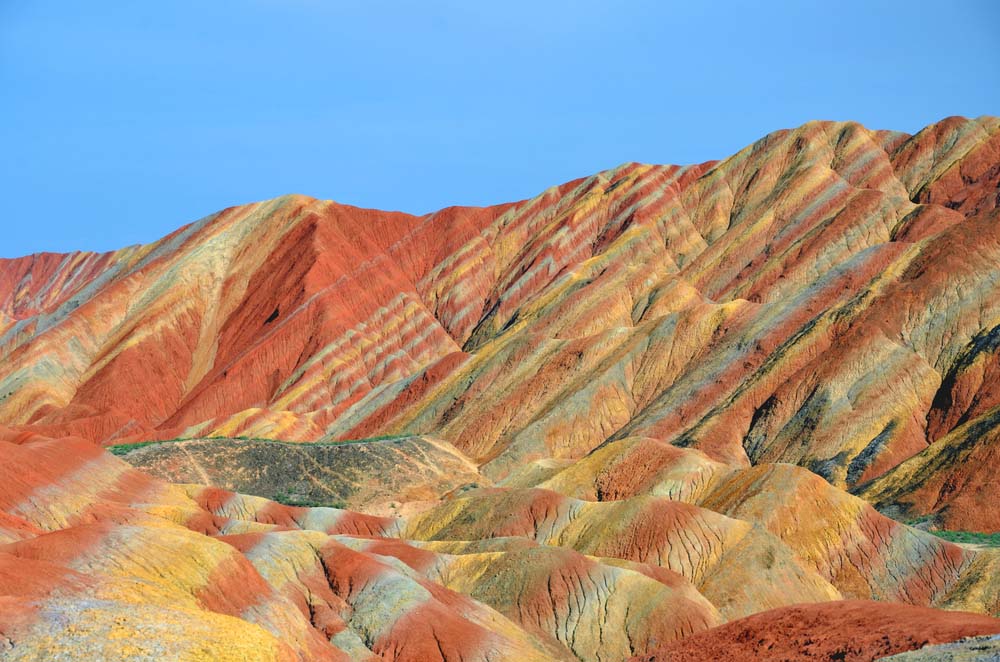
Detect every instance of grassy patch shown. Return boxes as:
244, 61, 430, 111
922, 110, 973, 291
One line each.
326, 433, 414, 445
929, 530, 1000, 547
903, 514, 934, 527
272, 491, 347, 509
107, 432, 416, 456
108, 440, 171, 456
216, 432, 417, 446
216, 433, 416, 446
106, 436, 233, 456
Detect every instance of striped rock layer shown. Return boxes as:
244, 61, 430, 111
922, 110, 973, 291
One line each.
2, 116, 1000, 659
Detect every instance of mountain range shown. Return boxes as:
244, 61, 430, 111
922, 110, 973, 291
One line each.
2, 115, 999, 660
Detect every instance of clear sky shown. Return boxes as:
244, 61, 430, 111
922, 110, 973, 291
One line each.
2, 1, 998, 258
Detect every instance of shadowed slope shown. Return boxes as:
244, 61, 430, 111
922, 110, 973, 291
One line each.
858, 405, 1000, 532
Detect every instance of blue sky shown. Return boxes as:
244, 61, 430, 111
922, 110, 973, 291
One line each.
2, 1, 998, 258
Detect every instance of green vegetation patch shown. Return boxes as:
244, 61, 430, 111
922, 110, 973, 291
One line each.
904, 514, 934, 527
216, 433, 416, 446
272, 491, 347, 510
108, 440, 172, 456
929, 530, 1000, 547
327, 433, 414, 445
107, 432, 416, 456
106, 436, 232, 456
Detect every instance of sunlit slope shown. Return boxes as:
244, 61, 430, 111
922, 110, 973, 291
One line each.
3, 116, 1000, 659
6, 426, 1000, 660
2, 118, 998, 509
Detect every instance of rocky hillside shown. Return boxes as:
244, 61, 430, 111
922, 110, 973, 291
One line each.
2, 116, 999, 660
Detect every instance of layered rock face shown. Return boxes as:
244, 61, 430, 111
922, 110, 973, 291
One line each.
2, 116, 1000, 660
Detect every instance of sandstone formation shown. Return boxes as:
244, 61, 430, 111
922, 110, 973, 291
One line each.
2, 115, 1000, 659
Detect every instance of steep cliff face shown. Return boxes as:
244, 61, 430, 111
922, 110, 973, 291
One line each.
2, 116, 1000, 659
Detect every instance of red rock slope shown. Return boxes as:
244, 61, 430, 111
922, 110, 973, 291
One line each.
2, 116, 1000, 659
2, 118, 998, 499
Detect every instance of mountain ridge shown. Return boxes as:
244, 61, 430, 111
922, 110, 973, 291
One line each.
2, 115, 1000, 660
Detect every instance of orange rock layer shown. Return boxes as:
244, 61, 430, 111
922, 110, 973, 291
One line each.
2, 116, 1000, 659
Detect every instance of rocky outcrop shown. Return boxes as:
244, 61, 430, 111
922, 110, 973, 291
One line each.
3, 116, 1000, 658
